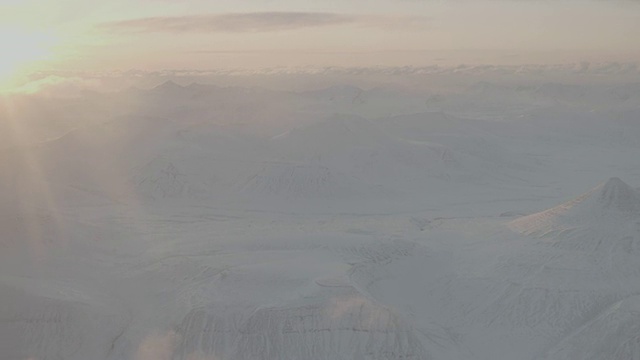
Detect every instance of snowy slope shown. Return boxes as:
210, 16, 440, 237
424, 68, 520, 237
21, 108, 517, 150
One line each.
542, 295, 640, 360
510, 177, 640, 252
487, 178, 640, 359
0, 279, 128, 360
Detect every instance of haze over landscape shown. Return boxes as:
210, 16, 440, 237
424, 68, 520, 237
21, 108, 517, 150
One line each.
2, 0, 640, 359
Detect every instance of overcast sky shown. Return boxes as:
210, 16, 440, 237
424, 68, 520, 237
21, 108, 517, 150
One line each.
1, 0, 639, 70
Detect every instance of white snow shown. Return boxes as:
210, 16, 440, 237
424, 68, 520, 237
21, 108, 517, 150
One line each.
2, 78, 640, 359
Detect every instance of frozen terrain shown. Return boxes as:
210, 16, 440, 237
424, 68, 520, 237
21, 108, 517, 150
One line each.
1, 76, 640, 360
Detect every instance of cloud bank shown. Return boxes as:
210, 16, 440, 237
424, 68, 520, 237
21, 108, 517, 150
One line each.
102, 12, 429, 33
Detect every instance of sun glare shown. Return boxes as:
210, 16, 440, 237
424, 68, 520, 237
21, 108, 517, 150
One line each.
0, 27, 58, 91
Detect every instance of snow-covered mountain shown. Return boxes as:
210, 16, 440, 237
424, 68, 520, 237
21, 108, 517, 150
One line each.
486, 178, 640, 359
510, 177, 640, 252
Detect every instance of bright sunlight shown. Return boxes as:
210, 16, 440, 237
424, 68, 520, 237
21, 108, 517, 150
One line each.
0, 26, 58, 91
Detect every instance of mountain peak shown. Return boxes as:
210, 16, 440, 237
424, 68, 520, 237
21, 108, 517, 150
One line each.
602, 177, 629, 191
596, 177, 640, 212
154, 80, 183, 91
510, 177, 640, 236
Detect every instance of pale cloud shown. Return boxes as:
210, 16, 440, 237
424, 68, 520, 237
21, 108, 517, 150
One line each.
100, 12, 430, 33
30, 62, 640, 81
20, 62, 640, 95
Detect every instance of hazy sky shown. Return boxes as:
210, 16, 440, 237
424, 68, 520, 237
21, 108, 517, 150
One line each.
1, 0, 639, 72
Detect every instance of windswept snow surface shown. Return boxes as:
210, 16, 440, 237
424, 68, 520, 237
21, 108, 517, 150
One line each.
2, 80, 640, 359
